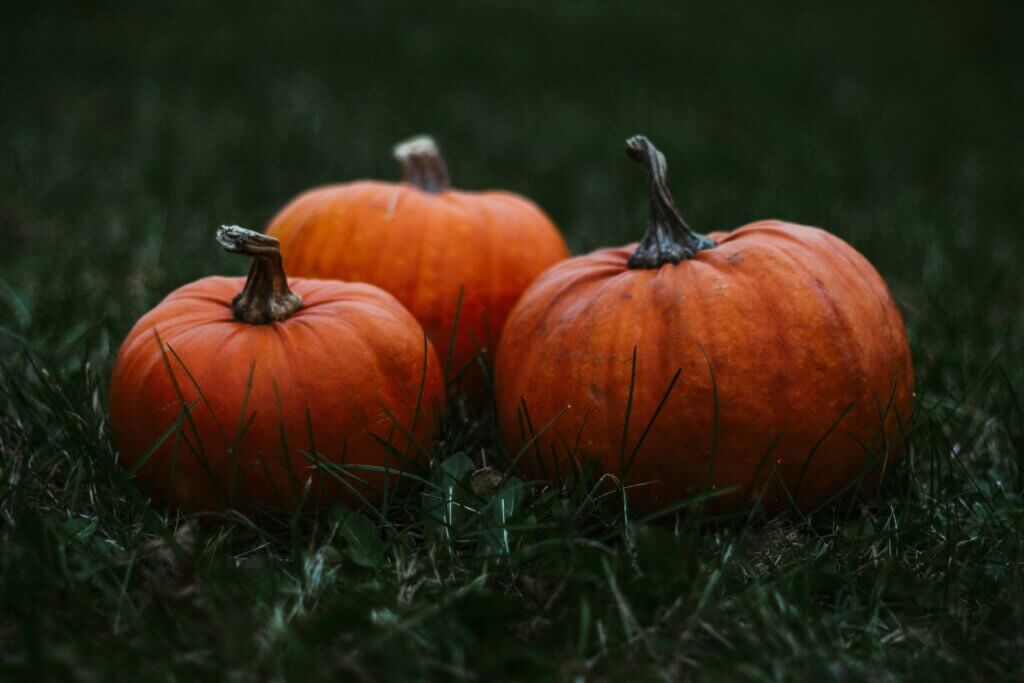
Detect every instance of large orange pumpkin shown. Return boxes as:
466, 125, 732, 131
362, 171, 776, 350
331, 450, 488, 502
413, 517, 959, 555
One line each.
265, 136, 570, 396
494, 136, 914, 512
109, 226, 444, 512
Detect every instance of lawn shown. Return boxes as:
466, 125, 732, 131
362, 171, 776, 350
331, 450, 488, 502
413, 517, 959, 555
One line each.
2, 1, 1023, 680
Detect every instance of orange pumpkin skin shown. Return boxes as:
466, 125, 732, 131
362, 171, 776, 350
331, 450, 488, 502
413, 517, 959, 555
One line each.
109, 275, 444, 512
265, 139, 570, 396
494, 139, 913, 513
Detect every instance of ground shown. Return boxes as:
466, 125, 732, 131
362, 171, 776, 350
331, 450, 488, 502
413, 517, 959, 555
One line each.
1, 2, 1023, 680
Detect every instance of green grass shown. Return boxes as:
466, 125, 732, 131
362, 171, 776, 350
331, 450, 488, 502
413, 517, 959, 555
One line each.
2, 1, 1023, 680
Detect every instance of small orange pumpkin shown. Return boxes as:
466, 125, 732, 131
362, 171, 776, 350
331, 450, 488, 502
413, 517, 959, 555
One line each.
494, 136, 914, 512
266, 136, 570, 396
109, 226, 444, 512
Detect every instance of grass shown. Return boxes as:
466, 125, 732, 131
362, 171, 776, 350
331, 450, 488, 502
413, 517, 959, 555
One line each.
2, 1, 1023, 679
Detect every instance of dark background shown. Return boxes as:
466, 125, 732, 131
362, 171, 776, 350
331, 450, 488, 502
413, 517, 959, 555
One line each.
3, 2, 1022, 389
1, 2, 1022, 679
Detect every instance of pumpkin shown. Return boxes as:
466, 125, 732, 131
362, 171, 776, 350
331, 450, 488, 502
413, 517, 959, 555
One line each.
494, 136, 914, 512
109, 226, 445, 512
265, 136, 570, 397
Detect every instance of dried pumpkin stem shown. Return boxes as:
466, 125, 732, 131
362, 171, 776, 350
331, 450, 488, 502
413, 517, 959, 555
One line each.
393, 135, 451, 193
626, 135, 715, 269
216, 225, 303, 324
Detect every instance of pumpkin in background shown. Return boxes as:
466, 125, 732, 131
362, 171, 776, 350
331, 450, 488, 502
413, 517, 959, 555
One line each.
494, 136, 914, 512
266, 136, 570, 397
109, 226, 444, 512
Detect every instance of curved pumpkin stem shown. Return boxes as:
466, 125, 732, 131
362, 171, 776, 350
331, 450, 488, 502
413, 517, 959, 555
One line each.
626, 135, 715, 269
216, 226, 303, 324
393, 135, 451, 193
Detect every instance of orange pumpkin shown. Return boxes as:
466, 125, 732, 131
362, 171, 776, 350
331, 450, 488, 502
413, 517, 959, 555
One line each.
266, 136, 570, 396
494, 136, 914, 512
109, 226, 444, 512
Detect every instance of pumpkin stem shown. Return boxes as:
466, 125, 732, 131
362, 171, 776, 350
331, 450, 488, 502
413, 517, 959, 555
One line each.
393, 135, 451, 193
216, 225, 303, 324
626, 135, 715, 269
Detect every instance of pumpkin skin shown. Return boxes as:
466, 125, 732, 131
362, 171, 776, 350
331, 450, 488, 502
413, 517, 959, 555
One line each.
109, 228, 444, 512
265, 137, 570, 396
494, 138, 913, 513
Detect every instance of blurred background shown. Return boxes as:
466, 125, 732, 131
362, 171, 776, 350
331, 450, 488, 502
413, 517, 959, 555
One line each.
2, 1, 1022, 396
